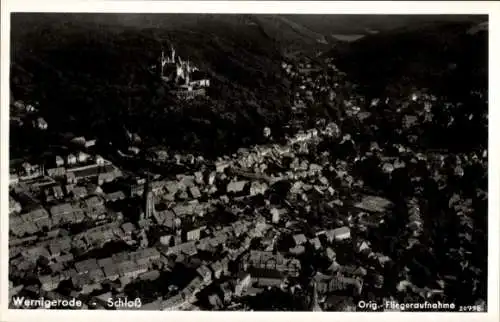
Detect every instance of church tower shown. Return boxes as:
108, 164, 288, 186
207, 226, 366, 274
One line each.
143, 173, 155, 221
310, 281, 322, 312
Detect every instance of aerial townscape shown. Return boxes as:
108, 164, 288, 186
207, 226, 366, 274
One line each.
8, 14, 488, 312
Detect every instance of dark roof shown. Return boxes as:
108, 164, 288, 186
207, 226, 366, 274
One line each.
248, 267, 285, 279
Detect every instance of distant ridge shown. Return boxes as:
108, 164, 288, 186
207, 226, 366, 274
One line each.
467, 21, 488, 35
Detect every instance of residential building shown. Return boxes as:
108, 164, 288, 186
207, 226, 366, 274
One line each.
186, 227, 202, 241
293, 234, 308, 246
39, 274, 61, 291
189, 186, 201, 199
67, 154, 77, 166
74, 258, 99, 275
117, 260, 148, 279
227, 180, 247, 194
250, 268, 285, 288
196, 265, 212, 283
234, 272, 252, 296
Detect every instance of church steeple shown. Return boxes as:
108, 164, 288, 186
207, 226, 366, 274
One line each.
143, 172, 155, 221
310, 281, 322, 312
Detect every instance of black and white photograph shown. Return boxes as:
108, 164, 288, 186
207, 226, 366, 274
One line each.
2, 1, 497, 318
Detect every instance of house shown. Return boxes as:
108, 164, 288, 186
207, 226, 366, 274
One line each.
56, 252, 74, 264
250, 268, 285, 288
172, 203, 196, 217
333, 227, 351, 241
355, 240, 370, 253
293, 234, 308, 246
337, 265, 367, 278
75, 276, 102, 294
60, 268, 79, 282
67, 154, 77, 165
37, 117, 48, 130
176, 174, 196, 189
196, 265, 212, 283
181, 242, 198, 257
250, 182, 268, 196
207, 293, 223, 309
193, 171, 204, 184
85, 139, 96, 148
97, 257, 114, 268
189, 186, 201, 199
72, 186, 88, 199
48, 243, 62, 259
77, 152, 89, 163
75, 258, 99, 274
244, 250, 301, 277
49, 261, 65, 273
128, 146, 141, 155
164, 180, 180, 197
105, 191, 126, 203
71, 136, 86, 146
21, 207, 51, 230
9, 196, 22, 215
309, 163, 323, 175
139, 270, 160, 282
85, 195, 104, 209
219, 282, 233, 303
55, 156, 65, 167
162, 293, 188, 311
95, 155, 105, 165
88, 268, 106, 283
53, 186, 65, 199
186, 227, 202, 241
10, 174, 19, 185
227, 181, 247, 194
153, 210, 179, 229
129, 248, 161, 266
210, 261, 224, 279
310, 237, 322, 250
160, 235, 174, 246
47, 167, 66, 178
39, 274, 61, 291
117, 260, 148, 279
270, 207, 287, 224
139, 299, 163, 311
326, 248, 337, 261
290, 245, 306, 255
234, 272, 252, 296
325, 227, 351, 242
376, 254, 391, 267
103, 265, 120, 281
354, 196, 393, 213
313, 273, 363, 296
182, 276, 204, 299
215, 160, 231, 173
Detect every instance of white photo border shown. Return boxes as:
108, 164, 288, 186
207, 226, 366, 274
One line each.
1, 1, 499, 322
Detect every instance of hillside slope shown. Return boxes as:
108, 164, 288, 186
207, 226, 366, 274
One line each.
11, 14, 314, 156
332, 20, 488, 100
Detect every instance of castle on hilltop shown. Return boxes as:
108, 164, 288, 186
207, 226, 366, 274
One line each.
155, 45, 210, 99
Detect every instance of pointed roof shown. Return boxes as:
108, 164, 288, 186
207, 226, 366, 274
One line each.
311, 281, 322, 311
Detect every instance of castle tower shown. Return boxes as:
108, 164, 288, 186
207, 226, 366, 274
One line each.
185, 61, 190, 85
159, 48, 167, 79
310, 281, 322, 312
